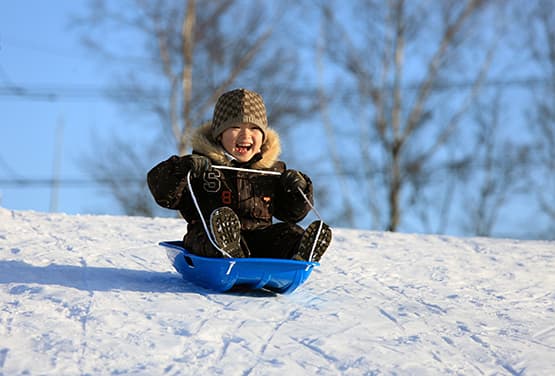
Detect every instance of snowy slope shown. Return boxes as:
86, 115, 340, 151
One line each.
0, 207, 554, 375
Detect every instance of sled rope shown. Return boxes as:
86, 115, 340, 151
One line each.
214, 166, 326, 263
213, 165, 325, 262
188, 165, 326, 262
294, 187, 324, 262
213, 165, 282, 176
186, 171, 234, 259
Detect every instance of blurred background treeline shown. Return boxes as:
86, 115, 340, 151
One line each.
2, 0, 555, 240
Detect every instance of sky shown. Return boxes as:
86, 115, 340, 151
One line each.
0, 2, 551, 239
1, 207, 554, 374
0, 1, 123, 214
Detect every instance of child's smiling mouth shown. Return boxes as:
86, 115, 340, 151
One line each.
234, 143, 253, 154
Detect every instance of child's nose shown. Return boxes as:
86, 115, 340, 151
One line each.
239, 128, 252, 136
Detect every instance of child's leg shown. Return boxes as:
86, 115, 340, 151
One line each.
293, 221, 332, 262
183, 218, 245, 258
243, 223, 304, 259
209, 207, 245, 258
183, 226, 223, 257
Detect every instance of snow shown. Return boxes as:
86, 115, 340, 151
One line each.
0, 207, 554, 375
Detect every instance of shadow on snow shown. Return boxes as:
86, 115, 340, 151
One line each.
0, 259, 198, 294
0, 260, 278, 297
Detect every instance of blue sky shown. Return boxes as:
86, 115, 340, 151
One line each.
0, 2, 550, 238
0, 1, 123, 214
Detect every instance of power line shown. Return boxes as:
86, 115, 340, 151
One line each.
0, 155, 22, 179
0, 85, 160, 102
0, 77, 551, 102
0, 160, 541, 189
0, 178, 144, 188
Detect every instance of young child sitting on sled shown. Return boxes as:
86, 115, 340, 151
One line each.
147, 88, 331, 261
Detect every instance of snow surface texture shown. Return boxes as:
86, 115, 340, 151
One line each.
0, 207, 554, 375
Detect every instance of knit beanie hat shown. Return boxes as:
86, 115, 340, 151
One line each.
211, 88, 268, 140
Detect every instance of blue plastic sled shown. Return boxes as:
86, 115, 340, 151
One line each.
160, 241, 319, 294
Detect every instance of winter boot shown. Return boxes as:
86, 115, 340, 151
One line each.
292, 221, 332, 262
209, 207, 245, 258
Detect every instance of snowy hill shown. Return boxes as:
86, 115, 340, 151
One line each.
0, 207, 554, 375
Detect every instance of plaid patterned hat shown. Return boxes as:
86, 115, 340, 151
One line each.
211, 88, 268, 139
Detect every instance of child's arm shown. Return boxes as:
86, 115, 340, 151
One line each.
147, 155, 210, 209
274, 170, 314, 222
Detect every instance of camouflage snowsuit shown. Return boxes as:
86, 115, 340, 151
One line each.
147, 123, 313, 258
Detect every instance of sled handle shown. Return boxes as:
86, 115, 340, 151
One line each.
213, 165, 281, 176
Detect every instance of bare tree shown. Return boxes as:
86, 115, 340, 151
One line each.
460, 92, 532, 236
521, 0, 555, 238
73, 0, 315, 216
316, 0, 505, 232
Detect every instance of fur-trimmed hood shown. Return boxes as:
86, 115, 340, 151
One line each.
190, 122, 281, 169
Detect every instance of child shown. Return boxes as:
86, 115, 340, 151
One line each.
147, 88, 331, 261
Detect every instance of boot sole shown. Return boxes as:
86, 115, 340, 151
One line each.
210, 207, 244, 258
294, 221, 332, 262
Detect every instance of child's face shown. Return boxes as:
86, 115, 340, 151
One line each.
220, 123, 264, 162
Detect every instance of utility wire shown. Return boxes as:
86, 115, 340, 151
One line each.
0, 77, 551, 102
0, 160, 541, 189
0, 178, 143, 188
0, 85, 160, 102
0, 155, 22, 180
